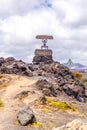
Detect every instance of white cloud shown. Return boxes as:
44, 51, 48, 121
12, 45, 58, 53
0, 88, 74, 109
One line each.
0, 0, 87, 65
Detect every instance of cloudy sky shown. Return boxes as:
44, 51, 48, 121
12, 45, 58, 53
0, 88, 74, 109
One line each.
0, 0, 87, 65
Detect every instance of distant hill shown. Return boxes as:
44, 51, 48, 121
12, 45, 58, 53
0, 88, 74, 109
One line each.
64, 59, 85, 70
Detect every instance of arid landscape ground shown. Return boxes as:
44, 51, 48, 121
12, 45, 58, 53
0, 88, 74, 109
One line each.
0, 73, 87, 130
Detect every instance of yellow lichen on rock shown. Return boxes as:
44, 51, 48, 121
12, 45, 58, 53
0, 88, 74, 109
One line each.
35, 97, 78, 113
46, 97, 78, 111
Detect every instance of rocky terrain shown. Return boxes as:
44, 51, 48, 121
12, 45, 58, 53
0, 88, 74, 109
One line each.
0, 57, 87, 130
0, 57, 33, 76
0, 57, 86, 101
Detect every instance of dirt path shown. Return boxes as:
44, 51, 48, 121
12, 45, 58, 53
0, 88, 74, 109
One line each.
0, 74, 38, 130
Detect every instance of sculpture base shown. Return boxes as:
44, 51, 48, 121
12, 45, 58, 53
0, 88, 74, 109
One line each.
33, 49, 53, 64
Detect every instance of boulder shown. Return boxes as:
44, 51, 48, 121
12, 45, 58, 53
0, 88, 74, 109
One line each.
36, 79, 59, 97
17, 106, 36, 126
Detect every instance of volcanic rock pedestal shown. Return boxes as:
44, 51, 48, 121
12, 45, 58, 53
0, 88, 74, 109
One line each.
33, 35, 54, 64
33, 49, 53, 64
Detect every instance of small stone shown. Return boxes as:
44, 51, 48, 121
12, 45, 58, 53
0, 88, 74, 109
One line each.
40, 96, 46, 105
76, 95, 84, 102
14, 91, 29, 99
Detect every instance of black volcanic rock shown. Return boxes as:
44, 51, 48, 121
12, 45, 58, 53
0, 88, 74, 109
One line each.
5, 57, 16, 62
0, 57, 86, 101
35, 62, 85, 101
0, 57, 33, 77
36, 79, 58, 96
0, 57, 5, 66
33, 55, 53, 64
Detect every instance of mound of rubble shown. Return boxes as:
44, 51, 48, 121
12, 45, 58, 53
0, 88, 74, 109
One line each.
35, 62, 86, 102
0, 57, 86, 101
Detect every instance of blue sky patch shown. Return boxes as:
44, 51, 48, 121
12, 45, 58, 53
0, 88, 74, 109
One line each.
34, 0, 52, 9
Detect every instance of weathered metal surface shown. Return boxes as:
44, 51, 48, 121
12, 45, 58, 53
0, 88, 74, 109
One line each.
35, 49, 53, 56
36, 35, 53, 40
